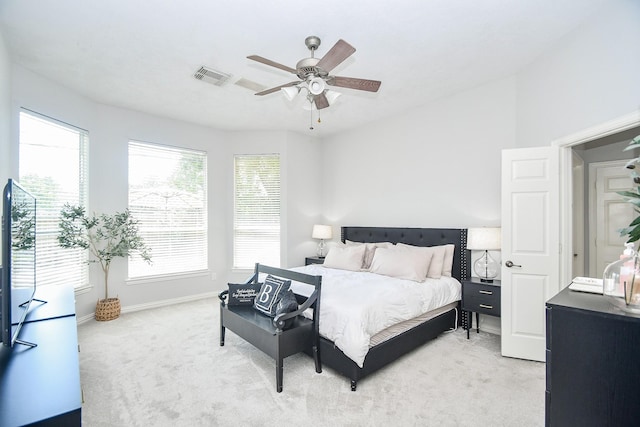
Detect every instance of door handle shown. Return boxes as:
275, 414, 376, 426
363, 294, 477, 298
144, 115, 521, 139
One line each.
505, 260, 522, 268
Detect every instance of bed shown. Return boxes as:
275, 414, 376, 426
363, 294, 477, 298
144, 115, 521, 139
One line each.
300, 226, 470, 391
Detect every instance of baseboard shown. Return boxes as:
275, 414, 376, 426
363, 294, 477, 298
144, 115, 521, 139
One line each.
480, 315, 501, 335
76, 291, 217, 324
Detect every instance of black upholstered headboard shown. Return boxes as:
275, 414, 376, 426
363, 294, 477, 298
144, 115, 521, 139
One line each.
341, 226, 470, 282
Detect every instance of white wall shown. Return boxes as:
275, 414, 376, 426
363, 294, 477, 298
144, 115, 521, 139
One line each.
0, 30, 10, 265
0, 30, 10, 188
322, 76, 515, 229
10, 65, 323, 319
516, 0, 640, 148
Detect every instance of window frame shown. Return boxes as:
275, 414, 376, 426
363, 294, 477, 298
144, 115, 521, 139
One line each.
127, 140, 208, 279
233, 154, 281, 270
18, 108, 90, 290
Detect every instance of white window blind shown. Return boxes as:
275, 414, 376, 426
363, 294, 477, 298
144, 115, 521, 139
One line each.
233, 154, 281, 269
128, 141, 208, 278
18, 110, 89, 288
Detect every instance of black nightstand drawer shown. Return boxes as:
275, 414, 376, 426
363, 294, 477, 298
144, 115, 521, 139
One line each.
305, 257, 325, 266
463, 295, 501, 315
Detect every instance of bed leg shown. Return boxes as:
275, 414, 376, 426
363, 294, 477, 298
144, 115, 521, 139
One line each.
312, 345, 322, 373
350, 380, 357, 392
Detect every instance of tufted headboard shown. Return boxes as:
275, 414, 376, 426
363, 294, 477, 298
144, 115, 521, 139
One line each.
341, 226, 470, 282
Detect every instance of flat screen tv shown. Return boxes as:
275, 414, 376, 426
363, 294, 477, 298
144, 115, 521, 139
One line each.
1, 179, 37, 348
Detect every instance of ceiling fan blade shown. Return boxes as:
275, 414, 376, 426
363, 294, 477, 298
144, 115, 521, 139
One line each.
254, 81, 300, 96
328, 76, 381, 92
316, 39, 356, 72
314, 93, 330, 110
247, 55, 297, 74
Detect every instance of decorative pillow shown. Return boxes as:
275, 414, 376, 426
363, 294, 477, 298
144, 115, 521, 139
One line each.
227, 282, 262, 306
323, 244, 366, 271
346, 240, 394, 270
397, 243, 446, 279
442, 244, 455, 277
274, 290, 299, 329
369, 246, 433, 282
253, 275, 291, 317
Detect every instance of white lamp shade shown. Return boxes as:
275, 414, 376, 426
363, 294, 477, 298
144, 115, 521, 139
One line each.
467, 227, 501, 250
312, 224, 332, 240
325, 90, 341, 105
281, 86, 301, 101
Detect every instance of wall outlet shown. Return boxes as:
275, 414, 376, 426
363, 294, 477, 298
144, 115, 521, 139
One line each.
211, 272, 217, 281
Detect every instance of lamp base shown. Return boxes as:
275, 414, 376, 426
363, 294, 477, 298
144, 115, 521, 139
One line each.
316, 239, 326, 258
473, 250, 499, 283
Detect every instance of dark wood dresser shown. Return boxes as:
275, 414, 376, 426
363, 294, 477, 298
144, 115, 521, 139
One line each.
546, 287, 640, 426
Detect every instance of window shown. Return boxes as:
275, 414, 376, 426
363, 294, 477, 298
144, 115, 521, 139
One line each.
233, 154, 281, 269
18, 110, 89, 288
128, 141, 207, 278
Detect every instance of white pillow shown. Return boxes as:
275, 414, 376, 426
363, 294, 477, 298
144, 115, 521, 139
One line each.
369, 246, 433, 282
442, 244, 455, 277
323, 244, 366, 272
346, 240, 394, 270
397, 243, 446, 279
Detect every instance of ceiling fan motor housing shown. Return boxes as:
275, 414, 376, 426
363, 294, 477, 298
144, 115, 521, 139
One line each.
296, 57, 328, 80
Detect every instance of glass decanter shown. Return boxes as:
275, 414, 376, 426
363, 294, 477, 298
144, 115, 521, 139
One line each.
603, 242, 640, 314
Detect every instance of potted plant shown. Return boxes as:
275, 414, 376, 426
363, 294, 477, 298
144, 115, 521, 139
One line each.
58, 204, 152, 321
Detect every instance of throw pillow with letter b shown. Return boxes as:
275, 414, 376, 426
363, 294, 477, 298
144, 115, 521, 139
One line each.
253, 275, 291, 317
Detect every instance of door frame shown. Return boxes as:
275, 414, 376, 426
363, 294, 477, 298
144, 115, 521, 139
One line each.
554, 111, 640, 287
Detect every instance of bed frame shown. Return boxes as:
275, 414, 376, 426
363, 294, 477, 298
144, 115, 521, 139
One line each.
318, 226, 470, 391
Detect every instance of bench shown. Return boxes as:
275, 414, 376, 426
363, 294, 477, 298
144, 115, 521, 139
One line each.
218, 263, 322, 392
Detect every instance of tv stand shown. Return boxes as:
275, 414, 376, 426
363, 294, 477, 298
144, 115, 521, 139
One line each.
0, 285, 81, 427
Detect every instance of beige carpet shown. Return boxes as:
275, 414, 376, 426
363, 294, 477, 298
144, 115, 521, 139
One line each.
78, 298, 545, 426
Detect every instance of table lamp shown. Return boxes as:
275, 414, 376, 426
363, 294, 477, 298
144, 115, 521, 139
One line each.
312, 224, 332, 258
467, 227, 501, 282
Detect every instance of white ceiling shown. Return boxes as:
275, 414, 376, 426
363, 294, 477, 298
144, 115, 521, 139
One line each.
0, 0, 617, 137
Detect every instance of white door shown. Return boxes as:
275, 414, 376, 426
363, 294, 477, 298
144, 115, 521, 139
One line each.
588, 160, 634, 277
501, 147, 559, 362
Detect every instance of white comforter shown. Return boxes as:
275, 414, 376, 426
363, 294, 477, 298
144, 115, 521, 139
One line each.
288, 265, 461, 368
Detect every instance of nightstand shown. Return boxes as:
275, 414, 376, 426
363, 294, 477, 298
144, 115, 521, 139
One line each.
305, 256, 325, 266
461, 279, 501, 339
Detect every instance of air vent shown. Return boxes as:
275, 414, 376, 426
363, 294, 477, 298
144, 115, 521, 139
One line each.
194, 66, 230, 86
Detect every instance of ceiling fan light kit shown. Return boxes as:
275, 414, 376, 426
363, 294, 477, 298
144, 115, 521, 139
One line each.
308, 77, 325, 95
248, 35, 381, 128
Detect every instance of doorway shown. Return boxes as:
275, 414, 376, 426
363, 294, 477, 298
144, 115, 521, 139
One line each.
559, 113, 640, 285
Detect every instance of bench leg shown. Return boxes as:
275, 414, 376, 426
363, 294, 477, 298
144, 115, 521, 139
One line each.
276, 357, 283, 393
219, 305, 226, 346
313, 345, 322, 373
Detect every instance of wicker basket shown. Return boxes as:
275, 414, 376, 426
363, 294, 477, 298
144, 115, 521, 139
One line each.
95, 298, 121, 321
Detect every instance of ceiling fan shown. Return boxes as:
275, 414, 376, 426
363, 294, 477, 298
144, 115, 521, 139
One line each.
247, 36, 381, 110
